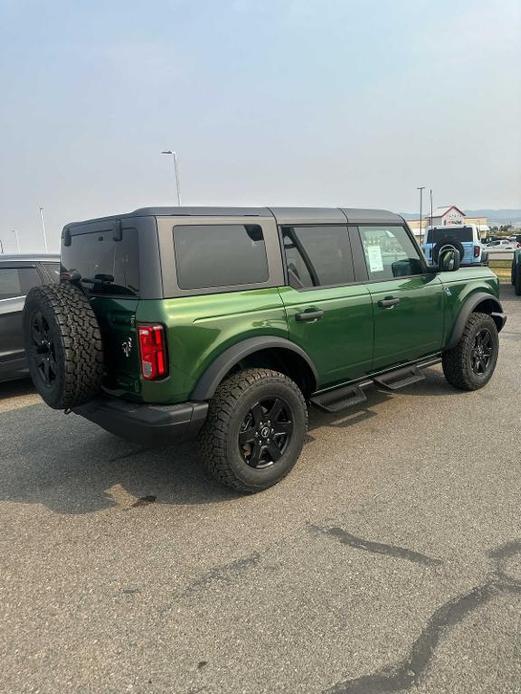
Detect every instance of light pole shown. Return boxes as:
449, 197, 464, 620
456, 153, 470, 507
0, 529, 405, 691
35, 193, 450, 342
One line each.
161, 150, 182, 205
39, 207, 48, 252
429, 189, 433, 229
12, 230, 20, 254
417, 186, 425, 244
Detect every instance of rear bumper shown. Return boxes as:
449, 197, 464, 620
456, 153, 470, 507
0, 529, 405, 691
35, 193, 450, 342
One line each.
73, 397, 208, 445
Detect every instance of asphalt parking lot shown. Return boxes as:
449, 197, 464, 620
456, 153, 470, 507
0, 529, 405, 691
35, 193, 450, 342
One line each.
1, 285, 520, 694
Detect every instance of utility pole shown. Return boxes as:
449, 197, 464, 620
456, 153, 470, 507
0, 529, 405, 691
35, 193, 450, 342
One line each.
12, 229, 20, 254
417, 186, 425, 244
161, 150, 182, 205
0, 238, 4, 254
429, 189, 433, 229
39, 207, 48, 252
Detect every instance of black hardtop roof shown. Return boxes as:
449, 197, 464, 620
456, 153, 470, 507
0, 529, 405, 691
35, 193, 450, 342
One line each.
63, 206, 404, 231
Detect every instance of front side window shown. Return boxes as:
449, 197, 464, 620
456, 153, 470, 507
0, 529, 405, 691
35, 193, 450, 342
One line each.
282, 225, 354, 288
173, 224, 269, 290
359, 225, 424, 280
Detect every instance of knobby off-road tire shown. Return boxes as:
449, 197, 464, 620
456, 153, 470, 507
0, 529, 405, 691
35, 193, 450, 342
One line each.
199, 368, 308, 493
23, 283, 104, 409
432, 238, 465, 265
442, 312, 499, 391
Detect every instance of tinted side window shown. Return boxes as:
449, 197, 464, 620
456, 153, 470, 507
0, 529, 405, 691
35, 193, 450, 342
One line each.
359, 225, 424, 280
0, 268, 40, 299
173, 224, 269, 290
282, 225, 354, 288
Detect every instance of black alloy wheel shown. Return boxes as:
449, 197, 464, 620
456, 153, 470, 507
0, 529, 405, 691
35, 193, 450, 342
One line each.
470, 328, 493, 376
31, 311, 57, 387
200, 368, 308, 492
238, 397, 293, 469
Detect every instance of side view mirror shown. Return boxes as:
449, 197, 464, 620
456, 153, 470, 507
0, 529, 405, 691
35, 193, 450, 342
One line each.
438, 248, 461, 272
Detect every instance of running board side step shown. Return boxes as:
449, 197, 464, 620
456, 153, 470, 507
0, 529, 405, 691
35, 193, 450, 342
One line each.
373, 365, 425, 391
310, 358, 440, 413
310, 384, 368, 413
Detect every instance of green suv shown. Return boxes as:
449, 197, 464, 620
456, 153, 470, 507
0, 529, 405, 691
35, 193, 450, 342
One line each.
24, 207, 506, 492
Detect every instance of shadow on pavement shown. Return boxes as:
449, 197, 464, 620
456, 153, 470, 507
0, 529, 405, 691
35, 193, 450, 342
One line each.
0, 368, 463, 515
0, 377, 35, 399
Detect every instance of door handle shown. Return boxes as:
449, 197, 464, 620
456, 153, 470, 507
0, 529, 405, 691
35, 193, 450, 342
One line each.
295, 309, 324, 322
377, 297, 400, 309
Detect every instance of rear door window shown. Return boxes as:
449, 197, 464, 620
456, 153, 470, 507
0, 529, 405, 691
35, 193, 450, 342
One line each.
0, 267, 40, 299
173, 224, 269, 290
281, 225, 354, 288
0, 269, 22, 299
61, 228, 140, 296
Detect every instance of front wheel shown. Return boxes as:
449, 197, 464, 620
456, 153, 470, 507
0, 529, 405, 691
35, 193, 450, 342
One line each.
442, 312, 499, 391
199, 368, 308, 493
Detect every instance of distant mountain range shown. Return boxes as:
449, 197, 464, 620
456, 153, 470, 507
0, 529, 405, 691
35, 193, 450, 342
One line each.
401, 209, 521, 225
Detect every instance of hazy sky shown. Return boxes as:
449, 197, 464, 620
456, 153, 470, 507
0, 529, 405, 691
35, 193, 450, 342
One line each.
1, 0, 520, 252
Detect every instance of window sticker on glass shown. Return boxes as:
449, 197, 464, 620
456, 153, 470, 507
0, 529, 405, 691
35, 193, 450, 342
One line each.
366, 245, 384, 273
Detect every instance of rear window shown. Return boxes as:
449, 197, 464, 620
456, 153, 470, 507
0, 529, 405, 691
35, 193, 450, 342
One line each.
173, 224, 269, 290
426, 227, 473, 243
61, 228, 139, 296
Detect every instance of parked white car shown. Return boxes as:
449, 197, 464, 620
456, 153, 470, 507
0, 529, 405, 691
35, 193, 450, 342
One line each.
486, 239, 519, 251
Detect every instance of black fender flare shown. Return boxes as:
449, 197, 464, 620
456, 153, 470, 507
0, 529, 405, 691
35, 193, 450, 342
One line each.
446, 292, 505, 349
191, 336, 319, 401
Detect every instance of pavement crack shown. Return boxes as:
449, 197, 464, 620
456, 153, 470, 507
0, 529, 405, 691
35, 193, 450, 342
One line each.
327, 583, 496, 693
177, 552, 261, 599
310, 525, 442, 567
326, 539, 521, 693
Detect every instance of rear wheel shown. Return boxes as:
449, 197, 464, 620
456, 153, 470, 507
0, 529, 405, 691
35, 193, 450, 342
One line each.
199, 368, 308, 493
442, 312, 499, 391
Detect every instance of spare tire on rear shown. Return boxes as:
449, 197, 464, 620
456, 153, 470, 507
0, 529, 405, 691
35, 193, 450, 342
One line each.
23, 283, 104, 409
431, 235, 465, 265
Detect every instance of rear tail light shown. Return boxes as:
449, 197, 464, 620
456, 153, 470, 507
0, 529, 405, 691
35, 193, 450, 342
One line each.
474, 245, 480, 257
137, 324, 168, 380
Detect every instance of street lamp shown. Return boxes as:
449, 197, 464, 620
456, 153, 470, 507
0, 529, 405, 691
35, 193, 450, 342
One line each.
39, 207, 48, 252
12, 229, 20, 254
417, 186, 425, 244
161, 150, 182, 205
